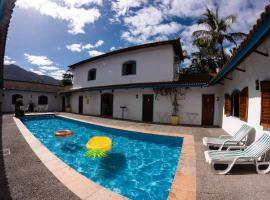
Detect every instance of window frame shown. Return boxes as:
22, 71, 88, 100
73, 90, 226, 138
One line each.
88, 68, 96, 81
122, 60, 136, 76
38, 95, 48, 105
260, 81, 270, 128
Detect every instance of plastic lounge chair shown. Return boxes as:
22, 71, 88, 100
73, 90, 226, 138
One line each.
202, 124, 254, 149
204, 132, 270, 175
44, 105, 48, 112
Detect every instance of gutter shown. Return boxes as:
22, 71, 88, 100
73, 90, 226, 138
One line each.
60, 82, 209, 94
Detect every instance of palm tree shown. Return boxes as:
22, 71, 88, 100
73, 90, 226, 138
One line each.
192, 7, 246, 65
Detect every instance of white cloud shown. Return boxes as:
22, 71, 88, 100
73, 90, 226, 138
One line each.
4, 56, 16, 65
110, 46, 116, 51
66, 43, 82, 52
29, 68, 45, 75
24, 53, 66, 79
16, 0, 101, 34
88, 50, 104, 57
121, 6, 182, 44
167, 0, 208, 18
66, 40, 104, 52
39, 66, 59, 71
111, 0, 268, 51
62, 0, 103, 7
111, 0, 148, 18
24, 53, 53, 66
49, 69, 66, 80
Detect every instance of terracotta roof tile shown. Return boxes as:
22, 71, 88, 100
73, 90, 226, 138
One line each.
4, 80, 63, 93
225, 4, 270, 65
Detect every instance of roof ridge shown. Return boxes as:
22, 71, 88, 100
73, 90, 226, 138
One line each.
68, 38, 183, 68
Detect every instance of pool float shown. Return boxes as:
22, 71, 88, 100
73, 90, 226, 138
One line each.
85, 136, 112, 158
54, 130, 73, 138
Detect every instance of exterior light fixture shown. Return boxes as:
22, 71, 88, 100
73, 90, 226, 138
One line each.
256, 80, 260, 90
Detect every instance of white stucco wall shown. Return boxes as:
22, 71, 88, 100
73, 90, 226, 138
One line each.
71, 45, 176, 89
221, 35, 270, 138
2, 90, 61, 113
70, 86, 222, 126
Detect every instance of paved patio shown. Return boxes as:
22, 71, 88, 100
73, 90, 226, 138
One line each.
0, 114, 79, 200
1, 112, 270, 199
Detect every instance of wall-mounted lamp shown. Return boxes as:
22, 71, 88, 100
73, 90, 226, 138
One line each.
112, 89, 114, 93
136, 94, 138, 99
216, 96, 220, 101
99, 90, 102, 93
256, 80, 260, 90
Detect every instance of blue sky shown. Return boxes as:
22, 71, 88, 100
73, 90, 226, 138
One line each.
4, 0, 269, 79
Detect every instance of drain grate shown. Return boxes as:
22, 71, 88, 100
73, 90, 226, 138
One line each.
1, 148, 11, 156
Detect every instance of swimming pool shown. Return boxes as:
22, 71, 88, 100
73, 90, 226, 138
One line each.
20, 115, 183, 200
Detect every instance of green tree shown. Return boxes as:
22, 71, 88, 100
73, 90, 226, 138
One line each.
192, 7, 246, 68
60, 70, 73, 86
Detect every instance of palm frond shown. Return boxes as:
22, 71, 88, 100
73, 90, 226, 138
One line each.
223, 15, 236, 28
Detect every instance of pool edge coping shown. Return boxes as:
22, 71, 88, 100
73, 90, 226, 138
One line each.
13, 116, 128, 200
14, 113, 197, 200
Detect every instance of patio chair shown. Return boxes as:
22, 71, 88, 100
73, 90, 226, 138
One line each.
24, 104, 29, 112
43, 105, 48, 112
204, 132, 270, 175
202, 124, 254, 150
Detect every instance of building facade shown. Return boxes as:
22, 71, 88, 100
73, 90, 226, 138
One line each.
3, 80, 62, 113
65, 5, 270, 139
67, 40, 223, 126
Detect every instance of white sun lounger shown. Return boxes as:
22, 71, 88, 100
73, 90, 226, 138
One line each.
204, 132, 270, 175
202, 124, 254, 149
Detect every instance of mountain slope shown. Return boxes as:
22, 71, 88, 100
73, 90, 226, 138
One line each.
4, 64, 60, 85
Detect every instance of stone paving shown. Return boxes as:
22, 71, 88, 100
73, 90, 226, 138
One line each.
1, 114, 79, 200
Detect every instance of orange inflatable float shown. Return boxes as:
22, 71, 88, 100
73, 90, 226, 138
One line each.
54, 130, 73, 138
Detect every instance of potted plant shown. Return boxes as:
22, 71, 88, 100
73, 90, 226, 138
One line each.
14, 98, 24, 117
66, 105, 72, 112
170, 93, 179, 125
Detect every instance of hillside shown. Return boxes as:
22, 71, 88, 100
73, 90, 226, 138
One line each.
4, 64, 60, 85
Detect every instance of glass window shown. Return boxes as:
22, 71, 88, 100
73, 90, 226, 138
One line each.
88, 69, 96, 81
38, 95, 48, 105
122, 61, 136, 75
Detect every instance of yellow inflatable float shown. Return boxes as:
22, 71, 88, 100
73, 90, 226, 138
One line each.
85, 136, 112, 158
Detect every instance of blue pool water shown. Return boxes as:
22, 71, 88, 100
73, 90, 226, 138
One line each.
20, 115, 183, 200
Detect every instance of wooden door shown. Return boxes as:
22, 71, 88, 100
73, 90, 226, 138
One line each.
78, 96, 83, 114
142, 94, 154, 122
101, 93, 113, 116
202, 94, 214, 126
62, 96, 66, 112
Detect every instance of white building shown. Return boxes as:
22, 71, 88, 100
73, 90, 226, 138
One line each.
65, 5, 270, 138
2, 80, 62, 113
67, 40, 222, 126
